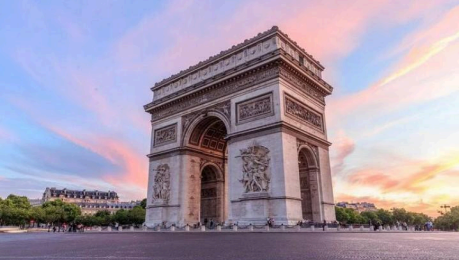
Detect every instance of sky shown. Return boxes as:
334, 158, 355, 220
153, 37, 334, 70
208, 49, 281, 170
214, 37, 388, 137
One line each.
0, 0, 458, 217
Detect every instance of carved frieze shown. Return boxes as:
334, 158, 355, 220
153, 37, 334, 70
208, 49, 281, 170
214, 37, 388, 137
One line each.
279, 66, 325, 103
284, 95, 323, 131
236, 93, 274, 124
237, 143, 271, 193
154, 124, 177, 147
150, 64, 279, 122
152, 164, 171, 204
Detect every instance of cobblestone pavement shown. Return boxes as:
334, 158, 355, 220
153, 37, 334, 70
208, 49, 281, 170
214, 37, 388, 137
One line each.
0, 232, 458, 260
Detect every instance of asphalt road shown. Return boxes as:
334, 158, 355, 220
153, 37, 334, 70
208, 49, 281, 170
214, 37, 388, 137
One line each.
1, 232, 458, 260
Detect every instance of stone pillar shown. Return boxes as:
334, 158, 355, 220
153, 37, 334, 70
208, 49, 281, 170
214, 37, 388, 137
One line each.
337, 225, 341, 231
233, 225, 238, 232
360, 225, 364, 231
171, 225, 175, 232
249, 224, 254, 232
130, 226, 134, 231
265, 225, 270, 232
295, 225, 301, 232
201, 226, 206, 232
119, 226, 123, 232
349, 225, 353, 231
185, 225, 190, 232
281, 224, 285, 231
310, 225, 315, 232
107, 226, 112, 232
98, 227, 102, 232
217, 225, 222, 232
309, 168, 323, 222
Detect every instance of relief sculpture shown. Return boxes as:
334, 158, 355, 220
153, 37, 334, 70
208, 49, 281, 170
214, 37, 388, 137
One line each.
152, 164, 171, 204
237, 93, 273, 124
237, 143, 271, 193
154, 124, 177, 146
285, 95, 323, 130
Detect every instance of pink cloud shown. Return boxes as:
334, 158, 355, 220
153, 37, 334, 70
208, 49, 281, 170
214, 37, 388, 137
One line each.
330, 130, 355, 175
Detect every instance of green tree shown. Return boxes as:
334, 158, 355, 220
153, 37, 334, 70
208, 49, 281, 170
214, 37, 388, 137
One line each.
140, 198, 147, 209
128, 206, 146, 225
361, 211, 380, 225
376, 209, 394, 226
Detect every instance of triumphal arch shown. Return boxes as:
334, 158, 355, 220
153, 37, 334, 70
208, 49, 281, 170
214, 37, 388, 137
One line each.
144, 26, 336, 226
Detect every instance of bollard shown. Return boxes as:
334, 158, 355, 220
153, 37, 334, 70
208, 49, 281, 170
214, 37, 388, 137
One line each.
185, 225, 190, 232
201, 225, 206, 232
360, 225, 364, 232
130, 226, 134, 231
156, 225, 160, 232
143, 226, 147, 231
310, 225, 315, 232
349, 225, 353, 232
217, 225, 221, 232
265, 225, 270, 232
370, 225, 374, 231
281, 224, 285, 231
324, 226, 328, 232
249, 224, 253, 232
98, 227, 102, 232
119, 226, 123, 232
337, 225, 341, 232
296, 225, 301, 232
233, 225, 238, 232
107, 226, 112, 232
171, 225, 175, 232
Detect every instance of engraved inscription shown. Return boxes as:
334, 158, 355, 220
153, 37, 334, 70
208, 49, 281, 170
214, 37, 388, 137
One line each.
237, 93, 273, 124
285, 95, 323, 130
154, 124, 177, 146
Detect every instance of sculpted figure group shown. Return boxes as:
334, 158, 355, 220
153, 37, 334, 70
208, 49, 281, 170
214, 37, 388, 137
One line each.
238, 144, 271, 193
152, 164, 171, 203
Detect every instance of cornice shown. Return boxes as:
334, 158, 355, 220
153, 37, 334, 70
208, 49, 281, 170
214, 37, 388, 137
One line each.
152, 26, 324, 89
150, 26, 327, 101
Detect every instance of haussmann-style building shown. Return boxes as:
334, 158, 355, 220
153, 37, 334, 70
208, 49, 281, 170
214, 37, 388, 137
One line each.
144, 26, 336, 227
42, 187, 139, 215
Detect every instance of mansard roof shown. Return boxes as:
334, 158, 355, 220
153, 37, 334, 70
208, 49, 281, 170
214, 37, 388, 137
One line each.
151, 26, 324, 91
45, 187, 119, 199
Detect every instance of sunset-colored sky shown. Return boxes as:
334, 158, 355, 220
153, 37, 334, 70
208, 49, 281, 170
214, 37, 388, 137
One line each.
1, 0, 458, 217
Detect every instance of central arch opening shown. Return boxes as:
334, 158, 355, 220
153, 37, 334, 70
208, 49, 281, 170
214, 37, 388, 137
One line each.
187, 115, 228, 225
298, 148, 314, 221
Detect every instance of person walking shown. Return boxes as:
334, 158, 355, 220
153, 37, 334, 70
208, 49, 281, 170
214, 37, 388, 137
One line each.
323, 220, 327, 231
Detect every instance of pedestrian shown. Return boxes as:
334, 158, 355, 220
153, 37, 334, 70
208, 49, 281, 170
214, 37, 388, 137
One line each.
204, 218, 208, 227
323, 220, 327, 231
209, 219, 214, 229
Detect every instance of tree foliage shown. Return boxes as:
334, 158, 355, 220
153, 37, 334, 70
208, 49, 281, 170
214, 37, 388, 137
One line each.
434, 206, 459, 231
335, 206, 433, 226
0, 194, 145, 228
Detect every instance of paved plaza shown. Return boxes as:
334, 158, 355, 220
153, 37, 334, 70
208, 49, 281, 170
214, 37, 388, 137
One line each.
1, 232, 458, 260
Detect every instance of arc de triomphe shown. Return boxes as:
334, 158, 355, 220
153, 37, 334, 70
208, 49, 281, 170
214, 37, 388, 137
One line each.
144, 26, 336, 226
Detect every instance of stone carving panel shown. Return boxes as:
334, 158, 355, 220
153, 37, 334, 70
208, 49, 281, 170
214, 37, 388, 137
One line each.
154, 124, 177, 146
152, 164, 171, 204
237, 143, 271, 193
236, 93, 274, 124
284, 95, 323, 131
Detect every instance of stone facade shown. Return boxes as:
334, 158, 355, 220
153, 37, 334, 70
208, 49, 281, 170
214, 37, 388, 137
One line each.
42, 187, 139, 215
144, 26, 336, 226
